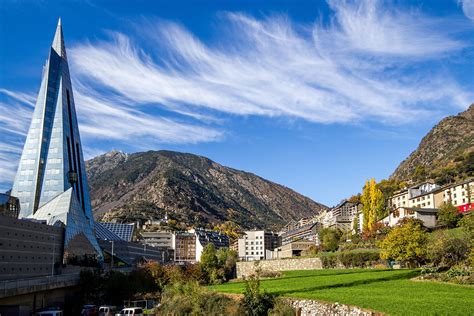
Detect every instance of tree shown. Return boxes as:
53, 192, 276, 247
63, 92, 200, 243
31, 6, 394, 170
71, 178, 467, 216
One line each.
427, 231, 470, 268
437, 202, 460, 228
319, 228, 342, 252
378, 219, 428, 267
361, 178, 385, 231
200, 243, 218, 274
239, 275, 275, 316
214, 221, 242, 241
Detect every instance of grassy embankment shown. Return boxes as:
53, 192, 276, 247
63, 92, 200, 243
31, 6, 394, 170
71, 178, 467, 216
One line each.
209, 269, 474, 315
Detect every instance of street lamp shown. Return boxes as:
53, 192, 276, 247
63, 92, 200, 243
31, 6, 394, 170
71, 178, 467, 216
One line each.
51, 235, 55, 277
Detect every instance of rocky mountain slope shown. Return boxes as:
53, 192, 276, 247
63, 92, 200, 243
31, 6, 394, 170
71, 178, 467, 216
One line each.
86, 150, 327, 230
391, 104, 474, 183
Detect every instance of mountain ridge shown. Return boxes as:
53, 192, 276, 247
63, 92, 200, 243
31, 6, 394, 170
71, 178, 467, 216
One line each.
391, 104, 474, 183
86, 150, 328, 230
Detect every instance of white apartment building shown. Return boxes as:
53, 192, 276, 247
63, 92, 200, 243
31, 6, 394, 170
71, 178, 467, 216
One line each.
380, 207, 438, 228
440, 179, 473, 210
238, 230, 280, 261
390, 181, 441, 209
409, 189, 443, 209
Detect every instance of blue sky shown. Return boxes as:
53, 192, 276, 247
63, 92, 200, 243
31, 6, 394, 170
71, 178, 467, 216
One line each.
1, 0, 473, 207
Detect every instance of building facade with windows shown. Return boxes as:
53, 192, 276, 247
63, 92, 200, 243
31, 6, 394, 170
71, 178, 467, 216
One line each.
237, 230, 280, 261
9, 20, 102, 261
0, 193, 20, 219
0, 215, 64, 280
441, 179, 473, 212
380, 207, 438, 228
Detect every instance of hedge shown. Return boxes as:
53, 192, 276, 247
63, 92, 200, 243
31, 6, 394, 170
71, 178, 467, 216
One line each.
318, 249, 381, 268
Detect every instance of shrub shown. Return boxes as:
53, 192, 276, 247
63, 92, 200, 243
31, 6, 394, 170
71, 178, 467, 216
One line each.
338, 249, 381, 268
437, 203, 461, 228
319, 252, 338, 268
427, 231, 470, 268
319, 228, 343, 252
319, 250, 381, 268
459, 213, 474, 239
159, 281, 239, 315
239, 275, 276, 316
268, 298, 296, 316
259, 270, 282, 278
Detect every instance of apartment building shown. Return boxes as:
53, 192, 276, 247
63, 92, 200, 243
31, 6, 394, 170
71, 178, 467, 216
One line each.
408, 188, 443, 209
389, 181, 441, 209
441, 179, 473, 212
380, 207, 438, 228
325, 200, 361, 231
140, 231, 174, 248
238, 230, 280, 261
280, 222, 321, 246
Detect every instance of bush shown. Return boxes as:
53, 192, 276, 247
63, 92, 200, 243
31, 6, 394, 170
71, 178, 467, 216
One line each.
338, 250, 381, 268
319, 250, 381, 268
268, 298, 296, 316
239, 275, 276, 316
427, 231, 470, 268
437, 203, 461, 228
319, 228, 343, 252
319, 252, 338, 268
159, 281, 239, 315
459, 213, 474, 239
259, 270, 282, 279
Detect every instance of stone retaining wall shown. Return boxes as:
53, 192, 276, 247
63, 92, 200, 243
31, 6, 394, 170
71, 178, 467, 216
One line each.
236, 258, 322, 278
287, 299, 378, 316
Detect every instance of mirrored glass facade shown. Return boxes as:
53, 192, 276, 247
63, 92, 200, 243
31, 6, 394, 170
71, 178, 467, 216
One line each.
10, 20, 101, 259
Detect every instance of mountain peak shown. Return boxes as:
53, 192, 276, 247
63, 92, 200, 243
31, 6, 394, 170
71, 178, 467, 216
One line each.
86, 150, 327, 230
391, 103, 474, 182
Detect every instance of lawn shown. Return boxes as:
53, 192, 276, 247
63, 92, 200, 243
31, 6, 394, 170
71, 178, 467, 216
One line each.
209, 269, 474, 315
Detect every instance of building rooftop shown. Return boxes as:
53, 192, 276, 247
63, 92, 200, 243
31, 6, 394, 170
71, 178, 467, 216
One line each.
98, 222, 135, 241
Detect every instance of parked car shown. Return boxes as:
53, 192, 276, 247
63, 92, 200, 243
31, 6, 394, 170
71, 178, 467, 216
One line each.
81, 305, 98, 316
115, 307, 144, 316
99, 305, 117, 316
35, 308, 64, 316
36, 311, 63, 316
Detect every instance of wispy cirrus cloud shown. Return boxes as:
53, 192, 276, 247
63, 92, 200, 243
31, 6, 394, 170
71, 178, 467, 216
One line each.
460, 0, 474, 21
69, 0, 472, 127
1, 0, 473, 191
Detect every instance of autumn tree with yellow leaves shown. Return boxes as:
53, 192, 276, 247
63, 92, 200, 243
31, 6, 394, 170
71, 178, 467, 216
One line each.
360, 178, 385, 232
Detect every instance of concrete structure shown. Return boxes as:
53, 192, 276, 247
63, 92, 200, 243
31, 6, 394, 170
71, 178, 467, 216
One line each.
0, 273, 80, 316
0, 215, 64, 281
269, 241, 315, 259
140, 231, 173, 248
0, 193, 20, 219
379, 207, 438, 228
9, 19, 101, 260
192, 228, 229, 262
238, 230, 280, 261
172, 232, 196, 263
98, 239, 172, 266
236, 257, 322, 278
440, 178, 473, 212
280, 222, 320, 246
327, 201, 361, 231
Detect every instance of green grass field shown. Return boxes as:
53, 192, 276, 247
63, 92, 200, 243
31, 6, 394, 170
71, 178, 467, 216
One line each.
209, 269, 474, 315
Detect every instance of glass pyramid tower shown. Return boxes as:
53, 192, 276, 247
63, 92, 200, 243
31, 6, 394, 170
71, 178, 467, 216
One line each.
11, 19, 102, 259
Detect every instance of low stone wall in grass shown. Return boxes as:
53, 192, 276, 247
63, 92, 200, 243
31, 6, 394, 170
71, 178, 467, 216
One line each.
236, 258, 322, 278
287, 299, 377, 316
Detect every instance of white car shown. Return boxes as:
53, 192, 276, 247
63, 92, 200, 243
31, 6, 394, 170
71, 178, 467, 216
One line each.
99, 306, 117, 316
115, 307, 144, 316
